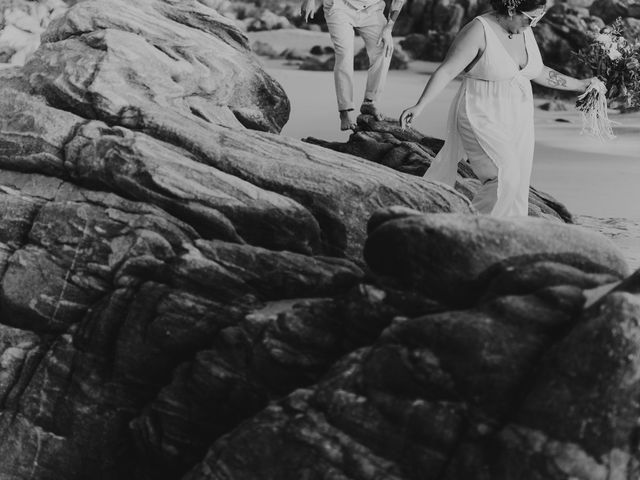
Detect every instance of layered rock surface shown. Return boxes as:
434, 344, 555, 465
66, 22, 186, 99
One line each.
305, 115, 573, 222
186, 211, 637, 480
0, 0, 67, 64
0, 1, 639, 480
0, 0, 466, 478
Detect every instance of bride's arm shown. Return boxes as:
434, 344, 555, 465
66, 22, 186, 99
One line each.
400, 20, 484, 128
533, 66, 591, 92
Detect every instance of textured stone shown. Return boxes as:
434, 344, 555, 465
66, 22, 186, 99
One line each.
0, 87, 82, 176
64, 120, 321, 253
354, 46, 410, 70
364, 213, 629, 306
1, 0, 639, 479
29, 0, 290, 132
497, 290, 640, 480
131, 283, 437, 478
0, 87, 472, 261
185, 276, 605, 480
128, 109, 473, 259
589, 0, 633, 23
306, 115, 574, 223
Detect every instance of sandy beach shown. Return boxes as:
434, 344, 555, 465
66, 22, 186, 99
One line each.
250, 30, 640, 221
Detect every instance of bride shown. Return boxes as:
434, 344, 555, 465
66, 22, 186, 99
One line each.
400, 0, 595, 217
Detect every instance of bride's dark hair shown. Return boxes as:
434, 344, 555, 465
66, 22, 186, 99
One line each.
490, 0, 546, 14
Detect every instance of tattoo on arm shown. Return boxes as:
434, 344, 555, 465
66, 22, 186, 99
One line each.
547, 70, 568, 88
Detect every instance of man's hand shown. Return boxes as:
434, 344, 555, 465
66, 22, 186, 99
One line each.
399, 104, 422, 130
301, 0, 317, 22
377, 24, 394, 57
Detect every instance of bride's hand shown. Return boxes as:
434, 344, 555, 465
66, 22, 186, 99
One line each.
582, 76, 601, 91
400, 105, 422, 129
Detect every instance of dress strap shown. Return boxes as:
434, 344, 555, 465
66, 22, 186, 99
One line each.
475, 15, 490, 29
475, 16, 500, 55
462, 16, 491, 77
476, 15, 496, 38
474, 16, 498, 45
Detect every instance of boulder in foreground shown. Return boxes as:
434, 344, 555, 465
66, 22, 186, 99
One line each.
365, 211, 629, 306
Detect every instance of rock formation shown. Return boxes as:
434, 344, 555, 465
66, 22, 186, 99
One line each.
0, 1, 638, 480
185, 210, 635, 480
0, 0, 465, 477
0, 0, 66, 64
304, 115, 573, 222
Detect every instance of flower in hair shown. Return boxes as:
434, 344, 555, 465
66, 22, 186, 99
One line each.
503, 0, 524, 15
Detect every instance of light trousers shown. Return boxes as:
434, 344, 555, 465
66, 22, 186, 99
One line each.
324, 0, 391, 111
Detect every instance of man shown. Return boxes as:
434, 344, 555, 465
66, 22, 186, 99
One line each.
302, 0, 405, 130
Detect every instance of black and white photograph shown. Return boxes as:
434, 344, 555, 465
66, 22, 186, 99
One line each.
0, 0, 639, 478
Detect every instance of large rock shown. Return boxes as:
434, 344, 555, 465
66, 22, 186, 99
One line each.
498, 288, 640, 480
0, 86, 82, 176
0, 0, 478, 477
184, 262, 631, 480
0, 171, 374, 477
245, 9, 292, 31
0, 79, 471, 260
5, 1, 472, 261
1, 0, 639, 479
589, 0, 634, 23
65, 120, 322, 252
364, 211, 629, 306
0, 0, 67, 65
30, 0, 290, 132
1, 90, 320, 253
131, 283, 441, 477
306, 115, 574, 222
576, 215, 640, 271
531, 5, 606, 76
354, 46, 410, 70
251, 39, 281, 58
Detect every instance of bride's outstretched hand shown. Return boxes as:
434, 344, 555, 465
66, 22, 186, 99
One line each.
400, 105, 421, 130
583, 76, 603, 91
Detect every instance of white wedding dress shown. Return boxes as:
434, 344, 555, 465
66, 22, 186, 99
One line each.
424, 15, 544, 216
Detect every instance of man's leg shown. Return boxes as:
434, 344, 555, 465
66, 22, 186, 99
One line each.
357, 5, 391, 119
326, 10, 357, 130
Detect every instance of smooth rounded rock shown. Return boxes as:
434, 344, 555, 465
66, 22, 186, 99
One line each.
364, 213, 630, 306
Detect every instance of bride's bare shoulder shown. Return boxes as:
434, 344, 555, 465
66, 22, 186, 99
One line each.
454, 16, 486, 45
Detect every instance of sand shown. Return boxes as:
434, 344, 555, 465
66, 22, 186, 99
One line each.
248, 29, 640, 268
